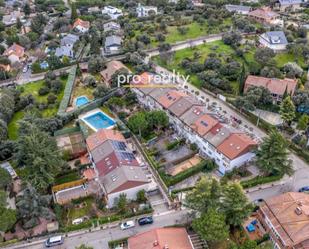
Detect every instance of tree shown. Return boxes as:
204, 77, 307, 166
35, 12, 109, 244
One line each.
71, 3, 78, 20
47, 55, 63, 70
15, 124, 65, 192
117, 193, 127, 214
93, 85, 108, 99
145, 110, 169, 131
83, 75, 97, 87
88, 56, 106, 73
220, 182, 253, 227
283, 62, 303, 79
297, 114, 309, 131
110, 68, 131, 88
128, 112, 148, 137
254, 47, 275, 66
280, 96, 296, 126
136, 190, 147, 203
0, 206, 16, 232
16, 184, 54, 229
238, 63, 247, 94
23, 2, 31, 16
256, 130, 293, 176
192, 208, 229, 244
0, 167, 12, 189
222, 31, 242, 46
185, 177, 221, 213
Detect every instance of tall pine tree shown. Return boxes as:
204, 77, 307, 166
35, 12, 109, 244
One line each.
280, 96, 295, 126
255, 130, 293, 176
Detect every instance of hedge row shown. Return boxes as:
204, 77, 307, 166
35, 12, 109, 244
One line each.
54, 126, 81, 137
61, 208, 153, 233
160, 159, 216, 187
240, 174, 283, 189
57, 65, 77, 115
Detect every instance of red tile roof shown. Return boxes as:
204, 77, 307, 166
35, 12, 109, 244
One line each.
248, 7, 279, 20
192, 113, 219, 136
244, 75, 297, 96
86, 129, 125, 151
261, 192, 309, 248
216, 133, 257, 160
128, 228, 193, 249
73, 18, 90, 29
100, 60, 129, 84
4, 43, 25, 58
157, 90, 187, 109
83, 168, 96, 180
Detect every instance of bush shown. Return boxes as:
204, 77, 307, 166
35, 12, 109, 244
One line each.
241, 174, 283, 189
47, 94, 57, 104
38, 86, 50, 96
166, 140, 180, 150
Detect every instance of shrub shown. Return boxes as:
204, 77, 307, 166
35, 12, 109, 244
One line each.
166, 140, 180, 150
38, 86, 50, 96
47, 94, 57, 104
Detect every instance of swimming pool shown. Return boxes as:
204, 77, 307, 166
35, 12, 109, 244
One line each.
82, 110, 116, 131
75, 96, 89, 107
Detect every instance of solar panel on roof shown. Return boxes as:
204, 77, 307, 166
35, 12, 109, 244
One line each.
111, 141, 127, 151
119, 152, 135, 161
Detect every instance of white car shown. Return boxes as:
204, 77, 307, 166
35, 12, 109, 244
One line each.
22, 66, 28, 73
72, 218, 84, 225
120, 220, 135, 230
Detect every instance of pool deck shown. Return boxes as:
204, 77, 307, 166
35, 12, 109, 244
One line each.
78, 108, 116, 132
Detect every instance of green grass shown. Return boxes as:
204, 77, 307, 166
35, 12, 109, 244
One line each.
67, 197, 94, 222
8, 77, 68, 139
55, 171, 80, 185
153, 40, 236, 88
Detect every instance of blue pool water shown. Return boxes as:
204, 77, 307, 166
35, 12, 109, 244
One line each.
84, 111, 116, 130
76, 96, 89, 107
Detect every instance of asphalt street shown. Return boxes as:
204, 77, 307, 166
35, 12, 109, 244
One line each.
5, 210, 188, 249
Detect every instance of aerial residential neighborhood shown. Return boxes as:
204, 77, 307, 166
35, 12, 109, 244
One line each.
0, 0, 309, 249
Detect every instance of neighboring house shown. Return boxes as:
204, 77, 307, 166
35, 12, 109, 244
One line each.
248, 7, 283, 26
2, 10, 24, 26
103, 21, 121, 33
257, 192, 309, 249
136, 3, 158, 17
4, 43, 25, 63
53, 179, 100, 204
244, 75, 297, 103
100, 60, 130, 86
259, 31, 288, 51
132, 72, 257, 174
274, 0, 306, 11
55, 46, 74, 58
102, 6, 123, 19
128, 227, 194, 249
225, 4, 252, 15
86, 129, 150, 207
73, 18, 90, 33
60, 34, 79, 48
104, 35, 122, 55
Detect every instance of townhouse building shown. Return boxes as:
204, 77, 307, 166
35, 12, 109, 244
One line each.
132, 72, 257, 174
257, 192, 309, 249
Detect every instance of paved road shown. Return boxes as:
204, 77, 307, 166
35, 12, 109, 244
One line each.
5, 210, 188, 249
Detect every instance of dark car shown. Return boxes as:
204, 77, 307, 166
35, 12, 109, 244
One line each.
299, 186, 309, 192
138, 216, 153, 226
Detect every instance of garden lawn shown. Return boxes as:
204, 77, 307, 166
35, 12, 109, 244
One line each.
55, 171, 80, 185
72, 84, 94, 102
8, 77, 68, 139
67, 197, 94, 223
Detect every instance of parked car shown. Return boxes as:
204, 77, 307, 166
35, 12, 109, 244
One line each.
120, 220, 135, 230
45, 236, 64, 247
138, 216, 153, 226
299, 186, 309, 192
72, 218, 84, 225
22, 66, 28, 73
